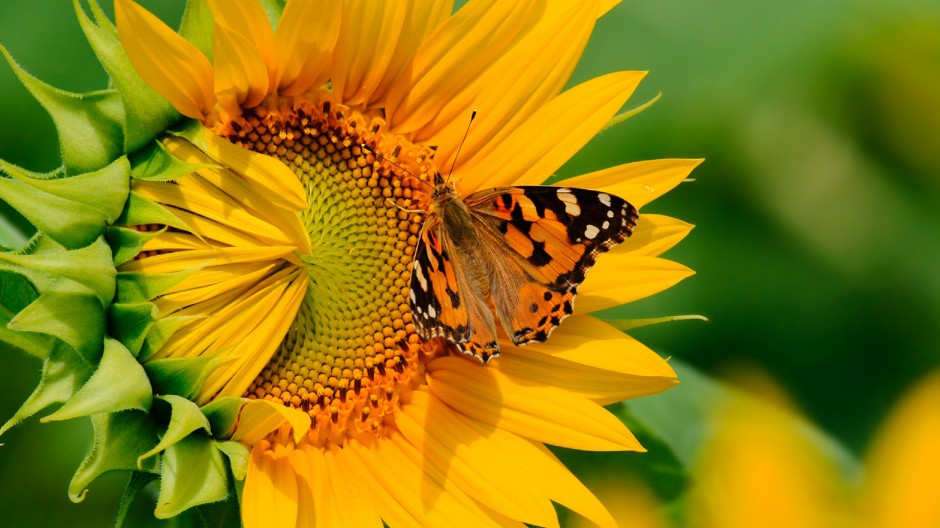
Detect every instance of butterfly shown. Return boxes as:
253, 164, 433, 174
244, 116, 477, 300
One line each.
408, 172, 639, 363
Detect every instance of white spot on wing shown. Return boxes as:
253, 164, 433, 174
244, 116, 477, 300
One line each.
585, 225, 600, 239
607, 210, 614, 218
598, 193, 611, 206
602, 220, 610, 230
428, 306, 437, 318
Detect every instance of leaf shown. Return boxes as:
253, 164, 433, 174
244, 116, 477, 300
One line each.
155, 434, 230, 519
0, 158, 130, 248
114, 472, 159, 528
136, 395, 211, 468
107, 225, 166, 266
179, 0, 215, 60
144, 353, 231, 400
8, 288, 105, 364
625, 359, 860, 480
1, 46, 124, 174
69, 410, 162, 502
0, 269, 52, 358
0, 236, 117, 307
76, 0, 181, 153
116, 268, 194, 303
108, 301, 157, 356
0, 342, 94, 436
216, 440, 250, 481
129, 139, 211, 182
43, 338, 152, 421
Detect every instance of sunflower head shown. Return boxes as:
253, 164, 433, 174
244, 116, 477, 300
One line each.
1, 0, 698, 526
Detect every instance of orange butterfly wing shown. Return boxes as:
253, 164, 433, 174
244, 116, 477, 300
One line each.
466, 186, 638, 345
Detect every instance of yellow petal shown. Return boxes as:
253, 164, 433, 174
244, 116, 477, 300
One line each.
421, 0, 598, 179
213, 21, 270, 114
346, 434, 513, 527
505, 314, 677, 380
367, 0, 454, 106
242, 442, 299, 528
615, 214, 694, 257
199, 271, 308, 401
559, 158, 703, 208
577, 255, 695, 313
273, 0, 341, 96
115, 0, 214, 119
384, 0, 543, 135
498, 345, 676, 405
230, 398, 311, 446
200, 130, 309, 212
331, 0, 408, 107
120, 245, 296, 274
324, 447, 384, 527
426, 356, 643, 451
401, 388, 619, 528
461, 71, 646, 193
133, 179, 295, 246
397, 390, 560, 527
207, 0, 275, 87
290, 447, 322, 528
864, 371, 940, 528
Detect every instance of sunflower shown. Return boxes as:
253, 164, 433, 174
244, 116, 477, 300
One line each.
0, 0, 698, 526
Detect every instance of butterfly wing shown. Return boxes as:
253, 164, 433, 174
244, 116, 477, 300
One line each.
410, 218, 502, 362
466, 186, 638, 345
409, 220, 471, 344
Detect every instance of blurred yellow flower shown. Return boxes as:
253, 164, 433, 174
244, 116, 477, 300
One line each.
689, 370, 940, 528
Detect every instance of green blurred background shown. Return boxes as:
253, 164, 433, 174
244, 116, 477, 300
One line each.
2, 0, 939, 526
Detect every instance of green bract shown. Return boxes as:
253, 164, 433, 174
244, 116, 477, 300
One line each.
0, 1, 252, 524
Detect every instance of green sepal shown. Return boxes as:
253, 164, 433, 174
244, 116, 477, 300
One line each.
118, 190, 191, 232
1, 46, 124, 174
43, 339, 152, 422
130, 139, 213, 182
0, 268, 52, 358
168, 118, 209, 150
0, 342, 95, 436
116, 269, 193, 303
179, 0, 214, 61
76, 0, 180, 154
0, 201, 30, 250
216, 440, 250, 481
114, 472, 159, 528
259, 0, 285, 28
0, 172, 107, 249
69, 410, 162, 502
137, 395, 211, 468
200, 397, 245, 439
600, 91, 662, 133
155, 434, 230, 519
144, 352, 230, 400
1, 157, 129, 222
139, 314, 200, 362
0, 236, 116, 307
108, 301, 158, 356
8, 288, 105, 364
606, 314, 708, 332
107, 225, 166, 267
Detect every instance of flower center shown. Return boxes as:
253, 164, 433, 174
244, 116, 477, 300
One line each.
217, 94, 436, 446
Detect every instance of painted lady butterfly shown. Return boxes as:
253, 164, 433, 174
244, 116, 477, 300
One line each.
409, 171, 639, 363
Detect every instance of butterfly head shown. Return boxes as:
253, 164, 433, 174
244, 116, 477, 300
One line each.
431, 172, 459, 202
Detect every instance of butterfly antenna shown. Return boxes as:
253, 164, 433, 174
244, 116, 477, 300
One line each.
444, 109, 477, 187
360, 143, 434, 191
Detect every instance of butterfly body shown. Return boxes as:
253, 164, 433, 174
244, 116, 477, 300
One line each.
410, 175, 638, 363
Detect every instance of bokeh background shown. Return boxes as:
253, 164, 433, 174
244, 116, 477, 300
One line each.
2, 0, 939, 526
